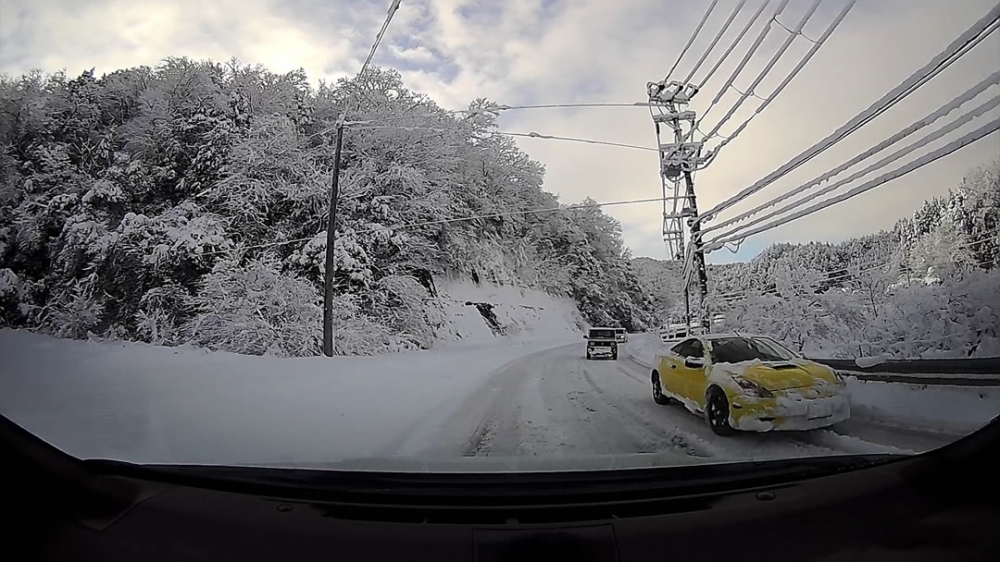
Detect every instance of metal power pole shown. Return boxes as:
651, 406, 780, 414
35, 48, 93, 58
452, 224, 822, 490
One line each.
684, 168, 710, 332
322, 118, 345, 357
647, 79, 712, 332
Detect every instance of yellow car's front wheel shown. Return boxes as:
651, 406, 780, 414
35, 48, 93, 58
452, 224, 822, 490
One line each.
706, 387, 735, 436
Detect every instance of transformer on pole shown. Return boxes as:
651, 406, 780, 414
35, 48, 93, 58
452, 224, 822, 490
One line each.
647, 79, 712, 331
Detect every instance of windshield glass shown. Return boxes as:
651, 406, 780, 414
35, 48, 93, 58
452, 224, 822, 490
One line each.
1, 1, 998, 477
710, 337, 797, 363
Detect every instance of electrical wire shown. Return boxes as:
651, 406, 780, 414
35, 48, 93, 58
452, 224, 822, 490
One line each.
198, 194, 675, 257
697, 4, 1000, 224
358, 0, 402, 77
691, 0, 791, 140
664, 0, 720, 83
704, 0, 856, 157
704, 68, 1000, 239
705, 90, 1000, 243
348, 123, 659, 152
681, 0, 750, 85
342, 101, 656, 126
697, 0, 774, 90
703, 0, 821, 140
704, 117, 1000, 253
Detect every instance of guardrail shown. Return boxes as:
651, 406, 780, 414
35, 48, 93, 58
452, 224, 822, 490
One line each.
806, 357, 1000, 387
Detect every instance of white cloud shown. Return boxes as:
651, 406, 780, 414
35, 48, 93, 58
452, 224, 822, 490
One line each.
2, 0, 998, 263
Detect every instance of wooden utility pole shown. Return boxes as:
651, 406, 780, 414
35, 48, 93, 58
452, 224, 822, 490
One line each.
322, 119, 345, 357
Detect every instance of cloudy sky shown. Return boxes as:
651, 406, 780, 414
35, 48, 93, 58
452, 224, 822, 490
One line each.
1, 0, 998, 262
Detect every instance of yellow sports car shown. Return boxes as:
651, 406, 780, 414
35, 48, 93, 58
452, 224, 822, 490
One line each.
651, 333, 850, 435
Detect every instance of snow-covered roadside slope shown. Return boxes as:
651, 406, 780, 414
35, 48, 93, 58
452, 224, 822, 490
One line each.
0, 329, 577, 467
431, 274, 587, 347
845, 378, 1000, 436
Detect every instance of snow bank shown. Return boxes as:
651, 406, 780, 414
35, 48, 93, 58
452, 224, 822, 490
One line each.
0, 328, 577, 467
432, 274, 586, 347
846, 377, 1000, 435
625, 332, 676, 368
855, 355, 889, 368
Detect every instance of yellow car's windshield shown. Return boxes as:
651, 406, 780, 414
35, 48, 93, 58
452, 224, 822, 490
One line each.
711, 337, 797, 363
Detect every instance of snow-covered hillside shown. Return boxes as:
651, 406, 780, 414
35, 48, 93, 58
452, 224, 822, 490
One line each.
431, 274, 587, 346
0, 64, 656, 358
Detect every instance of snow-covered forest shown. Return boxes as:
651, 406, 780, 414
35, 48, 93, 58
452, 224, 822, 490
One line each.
1, 59, 997, 360
635, 161, 1000, 359
0, 59, 656, 356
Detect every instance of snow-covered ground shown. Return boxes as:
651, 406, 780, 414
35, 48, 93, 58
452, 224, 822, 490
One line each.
3, 329, 997, 470
0, 328, 579, 466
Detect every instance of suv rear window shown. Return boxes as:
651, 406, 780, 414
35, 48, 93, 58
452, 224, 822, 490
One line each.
589, 329, 615, 339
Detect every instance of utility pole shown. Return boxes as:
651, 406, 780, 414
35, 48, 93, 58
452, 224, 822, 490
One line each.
684, 168, 710, 332
647, 80, 712, 332
322, 116, 345, 357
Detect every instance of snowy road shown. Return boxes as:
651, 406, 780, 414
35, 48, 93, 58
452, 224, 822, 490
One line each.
1, 330, 986, 469
412, 343, 956, 463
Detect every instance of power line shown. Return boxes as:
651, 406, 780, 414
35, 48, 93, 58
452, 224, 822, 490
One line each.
681, 0, 750, 85
692, 0, 791, 141
697, 4, 1000, 224
662, 0, 831, 168
697, 0, 774, 90
703, 70, 1000, 237
664, 0, 720, 83
343, 101, 656, 126
200, 194, 674, 257
348, 123, 659, 152
702, 0, 856, 159
704, 117, 1000, 252
707, 93, 1000, 245
358, 0, 402, 77
702, 0, 821, 140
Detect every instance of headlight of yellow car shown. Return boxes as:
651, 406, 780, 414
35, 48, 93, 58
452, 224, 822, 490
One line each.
733, 376, 773, 398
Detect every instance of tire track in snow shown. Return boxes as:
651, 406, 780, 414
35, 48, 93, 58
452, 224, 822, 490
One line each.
576, 363, 713, 458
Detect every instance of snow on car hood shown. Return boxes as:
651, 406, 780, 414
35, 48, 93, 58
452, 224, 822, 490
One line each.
710, 359, 838, 391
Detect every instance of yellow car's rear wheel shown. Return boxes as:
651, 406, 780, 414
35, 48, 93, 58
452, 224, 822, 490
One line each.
651, 372, 671, 405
